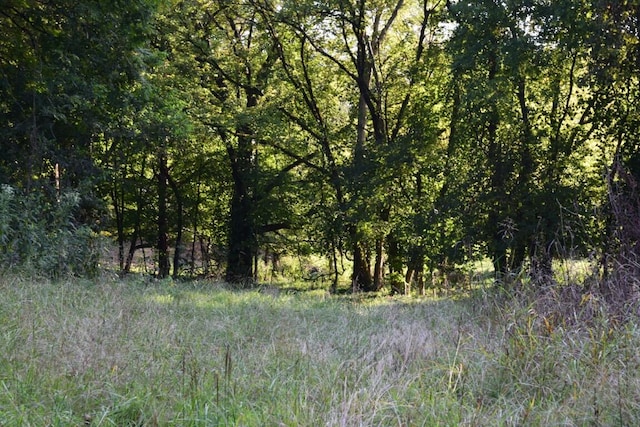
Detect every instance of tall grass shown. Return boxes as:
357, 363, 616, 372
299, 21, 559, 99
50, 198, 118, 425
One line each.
1, 274, 639, 426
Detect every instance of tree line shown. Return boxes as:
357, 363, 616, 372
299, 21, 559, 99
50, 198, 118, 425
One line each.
1, 0, 638, 293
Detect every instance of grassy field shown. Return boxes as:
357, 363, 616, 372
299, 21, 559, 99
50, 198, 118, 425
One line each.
1, 274, 639, 426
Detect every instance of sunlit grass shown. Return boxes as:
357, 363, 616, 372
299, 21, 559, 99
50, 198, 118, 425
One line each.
553, 257, 595, 284
0, 272, 639, 425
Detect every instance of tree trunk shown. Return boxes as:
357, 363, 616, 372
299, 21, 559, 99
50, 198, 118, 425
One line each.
373, 238, 384, 290
405, 251, 425, 295
165, 167, 184, 279
190, 174, 203, 276
225, 180, 254, 284
386, 233, 407, 294
352, 238, 373, 291
330, 238, 340, 294
124, 177, 145, 273
200, 236, 210, 277
111, 183, 125, 271
484, 48, 509, 279
124, 232, 139, 274
157, 148, 170, 279
225, 123, 256, 285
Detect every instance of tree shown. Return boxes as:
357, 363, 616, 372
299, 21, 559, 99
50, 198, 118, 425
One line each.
0, 0, 155, 194
584, 0, 640, 295
260, 0, 446, 291
164, 0, 325, 284
0, 0, 158, 277
445, 0, 600, 282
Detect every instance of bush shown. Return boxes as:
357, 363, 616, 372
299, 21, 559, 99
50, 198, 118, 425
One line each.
0, 185, 103, 278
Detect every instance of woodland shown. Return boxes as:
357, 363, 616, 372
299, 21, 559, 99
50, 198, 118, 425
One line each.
1, 0, 639, 298
5, 2, 640, 424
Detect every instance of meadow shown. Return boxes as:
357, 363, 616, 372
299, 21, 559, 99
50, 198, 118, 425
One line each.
1, 273, 639, 426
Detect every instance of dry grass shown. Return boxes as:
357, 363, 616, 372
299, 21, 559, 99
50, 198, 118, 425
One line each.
1, 273, 640, 426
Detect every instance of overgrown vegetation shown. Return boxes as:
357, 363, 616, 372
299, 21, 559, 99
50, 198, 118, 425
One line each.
1, 274, 639, 426
0, 185, 102, 278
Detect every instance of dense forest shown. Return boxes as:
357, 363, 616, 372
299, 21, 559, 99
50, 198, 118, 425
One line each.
1, 0, 639, 295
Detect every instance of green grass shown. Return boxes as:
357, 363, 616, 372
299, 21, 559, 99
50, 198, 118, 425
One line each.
1, 274, 639, 426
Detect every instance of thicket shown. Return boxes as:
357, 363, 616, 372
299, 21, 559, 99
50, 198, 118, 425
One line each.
0, 185, 102, 278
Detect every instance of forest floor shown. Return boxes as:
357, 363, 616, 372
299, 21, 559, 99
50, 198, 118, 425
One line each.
1, 272, 639, 426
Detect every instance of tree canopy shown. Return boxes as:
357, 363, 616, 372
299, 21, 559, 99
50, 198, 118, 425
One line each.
1, 0, 638, 293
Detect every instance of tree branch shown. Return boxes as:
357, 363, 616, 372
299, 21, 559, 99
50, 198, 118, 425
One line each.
258, 138, 328, 176
260, 152, 318, 196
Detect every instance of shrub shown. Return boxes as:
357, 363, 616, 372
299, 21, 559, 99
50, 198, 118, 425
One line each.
0, 185, 103, 277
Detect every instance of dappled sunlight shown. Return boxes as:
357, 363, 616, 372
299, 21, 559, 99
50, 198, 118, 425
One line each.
149, 293, 175, 304
144, 287, 299, 311
141, 279, 464, 316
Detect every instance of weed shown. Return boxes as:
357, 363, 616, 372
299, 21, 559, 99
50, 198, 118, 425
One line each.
0, 274, 639, 425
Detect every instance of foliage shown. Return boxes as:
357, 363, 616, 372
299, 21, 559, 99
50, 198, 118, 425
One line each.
0, 0, 156, 191
1, 0, 639, 301
0, 186, 103, 278
444, 0, 604, 280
